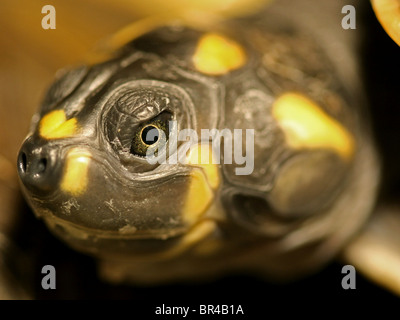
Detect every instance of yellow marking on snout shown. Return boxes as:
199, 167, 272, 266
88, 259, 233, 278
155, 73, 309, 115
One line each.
61, 148, 91, 196
193, 33, 246, 75
39, 110, 78, 139
181, 144, 221, 225
272, 93, 355, 160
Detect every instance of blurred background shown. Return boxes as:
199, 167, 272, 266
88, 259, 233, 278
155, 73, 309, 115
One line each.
0, 0, 399, 308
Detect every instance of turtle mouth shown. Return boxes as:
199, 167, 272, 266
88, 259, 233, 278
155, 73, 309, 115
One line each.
39, 207, 218, 259
42, 210, 187, 241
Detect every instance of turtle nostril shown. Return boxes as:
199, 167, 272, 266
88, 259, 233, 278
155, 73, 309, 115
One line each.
17, 139, 61, 195
17, 145, 58, 194
37, 158, 47, 174
20, 152, 27, 174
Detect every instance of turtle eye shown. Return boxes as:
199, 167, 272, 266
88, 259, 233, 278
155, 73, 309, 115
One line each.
130, 111, 172, 157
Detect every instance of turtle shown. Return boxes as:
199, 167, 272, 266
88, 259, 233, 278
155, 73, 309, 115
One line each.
1, 0, 400, 302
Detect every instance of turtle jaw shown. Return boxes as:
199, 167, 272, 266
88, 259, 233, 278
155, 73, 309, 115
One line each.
30, 197, 220, 261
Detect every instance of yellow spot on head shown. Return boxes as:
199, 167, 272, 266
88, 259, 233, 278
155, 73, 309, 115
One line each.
272, 92, 355, 160
182, 144, 220, 225
39, 110, 78, 139
193, 33, 246, 75
186, 144, 220, 189
61, 148, 91, 196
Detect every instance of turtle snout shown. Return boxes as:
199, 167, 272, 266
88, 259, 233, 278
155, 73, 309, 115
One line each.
17, 139, 61, 195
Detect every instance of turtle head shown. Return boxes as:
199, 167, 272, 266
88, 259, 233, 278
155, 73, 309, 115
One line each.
17, 25, 380, 282
17, 35, 224, 258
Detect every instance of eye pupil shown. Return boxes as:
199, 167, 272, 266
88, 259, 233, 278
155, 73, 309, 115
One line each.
141, 125, 159, 145
129, 111, 172, 157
